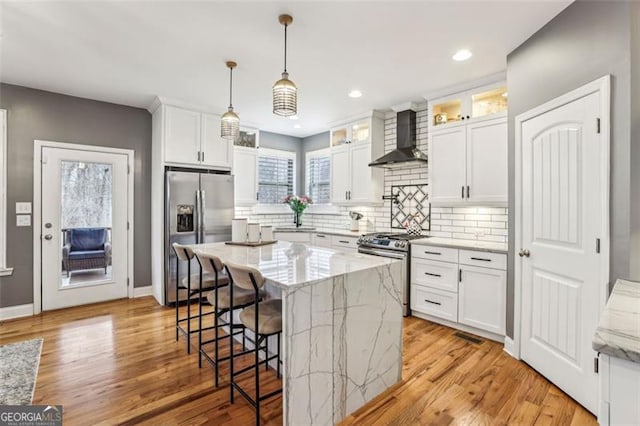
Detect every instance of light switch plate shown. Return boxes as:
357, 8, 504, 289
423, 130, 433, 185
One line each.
16, 214, 31, 227
16, 202, 32, 214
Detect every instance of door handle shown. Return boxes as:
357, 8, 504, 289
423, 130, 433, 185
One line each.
461, 186, 464, 199
466, 185, 470, 198
518, 249, 531, 258
44, 234, 53, 240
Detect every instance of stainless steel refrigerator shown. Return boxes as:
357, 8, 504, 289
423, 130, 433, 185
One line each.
164, 170, 234, 305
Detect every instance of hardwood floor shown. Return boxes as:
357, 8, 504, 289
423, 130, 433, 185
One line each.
0, 297, 596, 425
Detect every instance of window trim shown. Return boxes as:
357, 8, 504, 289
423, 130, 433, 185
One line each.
304, 148, 341, 214
255, 147, 297, 207
0, 110, 12, 276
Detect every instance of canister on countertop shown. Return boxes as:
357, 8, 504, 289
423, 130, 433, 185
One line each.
232, 218, 248, 242
247, 223, 261, 243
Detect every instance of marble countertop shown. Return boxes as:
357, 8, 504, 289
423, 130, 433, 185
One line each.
593, 279, 640, 363
411, 236, 508, 254
274, 227, 363, 238
190, 241, 399, 290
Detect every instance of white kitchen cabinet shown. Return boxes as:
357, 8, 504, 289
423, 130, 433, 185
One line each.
201, 113, 233, 169
233, 146, 258, 206
465, 118, 508, 203
429, 126, 467, 203
312, 233, 332, 248
162, 104, 234, 170
458, 264, 506, 335
165, 105, 202, 165
274, 232, 311, 243
330, 146, 350, 203
430, 82, 507, 128
598, 353, 640, 425
429, 115, 507, 205
328, 112, 385, 205
330, 235, 359, 252
410, 243, 507, 341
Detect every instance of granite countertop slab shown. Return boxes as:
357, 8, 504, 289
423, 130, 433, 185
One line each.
274, 227, 364, 238
593, 279, 640, 363
189, 241, 399, 290
410, 236, 508, 254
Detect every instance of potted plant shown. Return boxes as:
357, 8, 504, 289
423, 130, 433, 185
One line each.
283, 195, 313, 228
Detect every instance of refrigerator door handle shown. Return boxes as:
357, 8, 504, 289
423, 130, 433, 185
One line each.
195, 189, 201, 243
199, 189, 206, 243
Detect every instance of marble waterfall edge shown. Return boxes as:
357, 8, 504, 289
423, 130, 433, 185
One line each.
284, 261, 403, 425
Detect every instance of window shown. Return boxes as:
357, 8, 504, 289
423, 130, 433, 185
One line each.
257, 149, 296, 204
306, 149, 331, 204
0, 109, 11, 276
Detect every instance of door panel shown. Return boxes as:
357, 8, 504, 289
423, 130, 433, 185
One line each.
429, 127, 466, 203
41, 147, 128, 311
349, 143, 371, 203
330, 146, 350, 203
520, 90, 602, 413
466, 118, 508, 203
201, 113, 233, 169
164, 106, 201, 165
200, 173, 234, 242
232, 147, 257, 205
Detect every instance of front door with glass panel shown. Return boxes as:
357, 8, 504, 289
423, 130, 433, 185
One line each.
41, 146, 128, 311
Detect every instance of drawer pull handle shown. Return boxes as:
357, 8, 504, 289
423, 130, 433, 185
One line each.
424, 299, 442, 306
338, 240, 350, 244
424, 251, 441, 255
470, 257, 491, 262
424, 272, 442, 277
316, 234, 326, 238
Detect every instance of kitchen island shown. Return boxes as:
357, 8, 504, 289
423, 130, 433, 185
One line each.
190, 241, 404, 425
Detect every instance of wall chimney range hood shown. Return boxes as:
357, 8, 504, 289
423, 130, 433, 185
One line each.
369, 110, 428, 169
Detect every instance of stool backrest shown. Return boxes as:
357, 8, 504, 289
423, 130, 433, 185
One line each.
194, 251, 224, 275
224, 261, 265, 290
172, 243, 194, 261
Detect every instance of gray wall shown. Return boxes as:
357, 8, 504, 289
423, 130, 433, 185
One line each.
0, 83, 152, 308
259, 130, 304, 195
302, 131, 330, 153
506, 0, 636, 337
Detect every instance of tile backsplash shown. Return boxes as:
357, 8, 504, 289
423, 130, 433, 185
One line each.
235, 103, 508, 244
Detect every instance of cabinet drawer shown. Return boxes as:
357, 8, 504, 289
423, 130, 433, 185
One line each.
459, 249, 506, 270
411, 285, 458, 322
313, 233, 332, 248
331, 235, 358, 251
274, 232, 311, 243
412, 245, 458, 263
411, 258, 459, 292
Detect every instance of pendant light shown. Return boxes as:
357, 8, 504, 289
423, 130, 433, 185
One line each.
221, 61, 240, 140
273, 14, 297, 117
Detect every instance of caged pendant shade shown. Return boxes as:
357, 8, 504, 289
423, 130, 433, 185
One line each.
221, 61, 240, 140
273, 14, 297, 117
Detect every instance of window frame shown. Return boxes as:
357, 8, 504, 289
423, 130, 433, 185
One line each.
305, 148, 331, 205
255, 147, 297, 206
0, 109, 12, 276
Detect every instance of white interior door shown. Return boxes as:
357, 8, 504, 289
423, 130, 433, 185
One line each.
519, 88, 606, 414
41, 146, 129, 311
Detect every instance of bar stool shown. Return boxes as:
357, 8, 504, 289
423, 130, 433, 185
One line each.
172, 243, 227, 354
225, 261, 282, 426
194, 251, 266, 383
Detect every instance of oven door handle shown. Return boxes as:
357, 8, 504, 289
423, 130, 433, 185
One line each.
358, 247, 407, 259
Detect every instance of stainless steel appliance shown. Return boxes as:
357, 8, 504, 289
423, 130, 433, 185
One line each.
357, 232, 426, 316
164, 169, 234, 305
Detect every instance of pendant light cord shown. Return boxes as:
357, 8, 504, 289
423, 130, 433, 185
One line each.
229, 66, 233, 109
283, 23, 288, 73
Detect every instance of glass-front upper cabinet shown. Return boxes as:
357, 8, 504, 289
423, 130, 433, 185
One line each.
331, 119, 371, 146
430, 82, 507, 127
234, 128, 259, 148
471, 86, 508, 119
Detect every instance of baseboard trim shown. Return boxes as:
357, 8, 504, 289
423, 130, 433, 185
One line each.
410, 311, 504, 343
503, 336, 519, 359
133, 286, 153, 298
0, 303, 34, 321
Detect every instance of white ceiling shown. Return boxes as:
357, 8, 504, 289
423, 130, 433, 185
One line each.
1, 1, 571, 137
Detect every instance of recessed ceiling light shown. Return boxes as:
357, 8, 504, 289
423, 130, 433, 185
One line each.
289, 115, 299, 120
293, 124, 301, 129
348, 90, 362, 98
452, 49, 472, 61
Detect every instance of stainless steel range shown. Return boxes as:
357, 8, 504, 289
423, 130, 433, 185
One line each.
357, 232, 426, 316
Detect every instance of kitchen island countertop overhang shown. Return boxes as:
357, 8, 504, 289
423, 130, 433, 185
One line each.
188, 241, 404, 425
